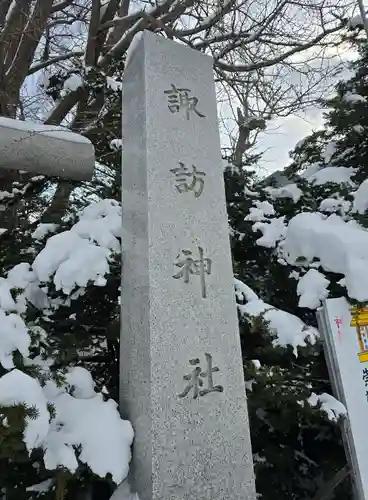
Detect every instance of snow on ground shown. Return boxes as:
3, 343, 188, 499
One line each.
234, 278, 318, 355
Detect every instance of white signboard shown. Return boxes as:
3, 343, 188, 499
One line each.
318, 298, 368, 500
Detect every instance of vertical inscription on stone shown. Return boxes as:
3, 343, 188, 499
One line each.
120, 31, 256, 500
164, 84, 205, 120
170, 162, 206, 198
173, 246, 212, 298
178, 353, 224, 399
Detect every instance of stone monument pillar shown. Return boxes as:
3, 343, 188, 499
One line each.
120, 30, 256, 500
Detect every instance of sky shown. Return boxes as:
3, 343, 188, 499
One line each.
218, 93, 329, 176
248, 47, 359, 175
255, 108, 325, 175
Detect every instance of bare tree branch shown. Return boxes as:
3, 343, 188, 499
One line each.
0, 0, 12, 29
2, 0, 54, 117
0, 0, 355, 226
85, 0, 101, 66
215, 21, 345, 73
51, 0, 76, 14
0, 0, 29, 75
311, 465, 350, 500
43, 88, 83, 125
28, 50, 84, 75
98, 16, 147, 68
169, 0, 237, 36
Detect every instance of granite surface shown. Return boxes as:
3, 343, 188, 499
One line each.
0, 117, 94, 180
120, 30, 256, 500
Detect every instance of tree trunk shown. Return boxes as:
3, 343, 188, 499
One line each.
41, 181, 75, 224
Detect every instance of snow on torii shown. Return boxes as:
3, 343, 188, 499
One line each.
0, 117, 95, 180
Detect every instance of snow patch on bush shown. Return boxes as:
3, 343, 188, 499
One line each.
33, 199, 121, 293
43, 372, 133, 483
297, 269, 330, 309
32, 223, 58, 240
252, 217, 286, 248
0, 368, 133, 484
319, 197, 351, 214
0, 199, 132, 483
281, 212, 368, 301
0, 370, 49, 449
0, 312, 29, 368
265, 183, 302, 203
307, 392, 346, 422
234, 278, 318, 355
245, 200, 275, 222
305, 166, 356, 186
353, 179, 368, 214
